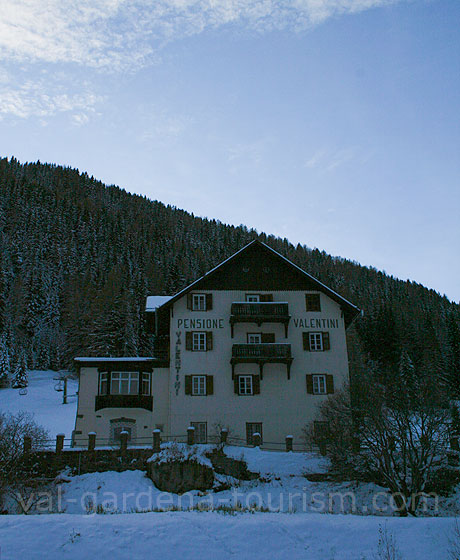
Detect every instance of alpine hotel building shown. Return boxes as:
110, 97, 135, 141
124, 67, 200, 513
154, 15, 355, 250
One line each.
73, 240, 360, 447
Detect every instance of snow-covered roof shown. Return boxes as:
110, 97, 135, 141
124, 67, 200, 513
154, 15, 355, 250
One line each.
74, 357, 155, 362
145, 295, 173, 311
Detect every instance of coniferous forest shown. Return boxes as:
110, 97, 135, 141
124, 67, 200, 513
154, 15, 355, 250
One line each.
0, 156, 458, 396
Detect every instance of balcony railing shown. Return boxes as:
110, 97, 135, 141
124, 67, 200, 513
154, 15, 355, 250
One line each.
230, 302, 291, 337
231, 343, 293, 379
95, 395, 153, 412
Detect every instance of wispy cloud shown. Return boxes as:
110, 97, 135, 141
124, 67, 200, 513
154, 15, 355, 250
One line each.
303, 147, 362, 172
0, 72, 103, 124
0, 1, 410, 70
0, 0, 411, 121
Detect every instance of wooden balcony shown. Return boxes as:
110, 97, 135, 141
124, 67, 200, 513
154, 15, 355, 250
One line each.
230, 343, 293, 379
230, 302, 291, 337
95, 395, 153, 412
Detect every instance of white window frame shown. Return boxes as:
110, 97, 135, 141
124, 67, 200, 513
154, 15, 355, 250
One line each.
110, 372, 139, 395
309, 332, 323, 351
141, 372, 151, 395
312, 374, 327, 395
191, 422, 207, 444
99, 372, 108, 395
247, 333, 262, 344
192, 375, 206, 396
239, 375, 253, 395
192, 332, 207, 351
192, 293, 206, 311
245, 294, 260, 302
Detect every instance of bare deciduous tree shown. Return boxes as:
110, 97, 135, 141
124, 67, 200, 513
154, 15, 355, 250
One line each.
309, 368, 450, 516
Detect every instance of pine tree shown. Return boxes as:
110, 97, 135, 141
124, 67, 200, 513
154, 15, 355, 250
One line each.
446, 313, 460, 398
0, 338, 10, 388
12, 352, 27, 388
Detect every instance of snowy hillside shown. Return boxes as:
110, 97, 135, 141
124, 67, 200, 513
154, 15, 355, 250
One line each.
0, 370, 78, 438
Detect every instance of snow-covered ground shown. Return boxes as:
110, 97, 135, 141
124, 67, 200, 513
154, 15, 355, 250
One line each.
1, 371, 459, 559
0, 511, 456, 560
0, 370, 78, 438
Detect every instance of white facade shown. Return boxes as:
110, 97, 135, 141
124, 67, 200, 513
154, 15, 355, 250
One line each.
73, 241, 359, 448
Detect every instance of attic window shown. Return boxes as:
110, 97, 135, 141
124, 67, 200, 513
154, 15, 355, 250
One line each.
305, 293, 321, 312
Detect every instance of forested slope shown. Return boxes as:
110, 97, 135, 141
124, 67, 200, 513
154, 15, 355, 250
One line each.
0, 157, 458, 392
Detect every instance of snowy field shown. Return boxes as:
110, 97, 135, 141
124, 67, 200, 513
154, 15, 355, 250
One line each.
0, 370, 78, 438
0, 511, 456, 560
0, 371, 459, 559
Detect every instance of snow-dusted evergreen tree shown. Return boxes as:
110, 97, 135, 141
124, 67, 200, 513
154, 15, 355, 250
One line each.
0, 339, 10, 388
12, 352, 27, 389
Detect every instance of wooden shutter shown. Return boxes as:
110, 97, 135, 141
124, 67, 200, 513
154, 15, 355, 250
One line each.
185, 375, 192, 395
234, 376, 240, 395
260, 294, 273, 302
206, 293, 213, 310
262, 333, 275, 343
305, 293, 321, 312
185, 332, 192, 351
322, 332, 330, 351
326, 375, 334, 394
206, 332, 213, 351
303, 332, 311, 351
206, 375, 214, 395
187, 294, 193, 310
252, 375, 260, 395
306, 374, 314, 394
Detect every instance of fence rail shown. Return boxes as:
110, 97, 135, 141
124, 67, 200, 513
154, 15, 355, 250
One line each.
24, 431, 319, 455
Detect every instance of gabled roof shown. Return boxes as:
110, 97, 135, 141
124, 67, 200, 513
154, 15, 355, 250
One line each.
152, 240, 360, 327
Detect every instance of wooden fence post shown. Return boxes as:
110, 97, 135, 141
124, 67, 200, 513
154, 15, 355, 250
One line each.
56, 434, 65, 454
253, 432, 261, 448
285, 435, 293, 452
120, 431, 129, 455
153, 429, 161, 453
88, 432, 96, 452
220, 429, 228, 445
23, 435, 32, 454
187, 426, 195, 446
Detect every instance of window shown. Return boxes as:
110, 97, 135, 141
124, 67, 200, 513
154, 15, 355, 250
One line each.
247, 333, 262, 344
239, 375, 253, 395
245, 294, 260, 302
309, 332, 323, 351
185, 375, 213, 396
303, 331, 330, 351
192, 332, 206, 351
305, 293, 321, 312
192, 375, 206, 396
192, 294, 206, 311
191, 422, 207, 444
246, 423, 263, 445
186, 331, 212, 351
111, 372, 139, 395
312, 374, 327, 395
99, 372, 108, 395
141, 372, 151, 395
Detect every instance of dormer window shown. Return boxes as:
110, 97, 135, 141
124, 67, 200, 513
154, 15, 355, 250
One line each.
245, 294, 260, 302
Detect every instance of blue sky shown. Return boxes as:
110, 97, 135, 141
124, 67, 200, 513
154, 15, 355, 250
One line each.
0, 0, 459, 302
